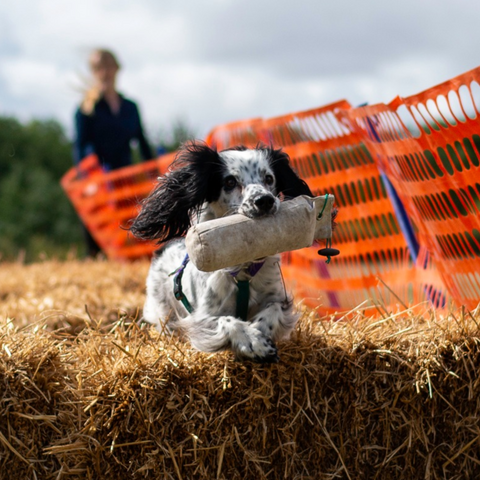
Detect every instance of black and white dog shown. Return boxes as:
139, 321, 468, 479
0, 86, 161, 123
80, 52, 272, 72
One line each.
131, 142, 312, 363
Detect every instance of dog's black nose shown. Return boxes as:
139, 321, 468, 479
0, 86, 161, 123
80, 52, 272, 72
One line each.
254, 195, 275, 212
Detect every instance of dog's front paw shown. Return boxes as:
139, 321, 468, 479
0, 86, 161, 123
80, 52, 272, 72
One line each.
254, 337, 280, 364
235, 330, 279, 364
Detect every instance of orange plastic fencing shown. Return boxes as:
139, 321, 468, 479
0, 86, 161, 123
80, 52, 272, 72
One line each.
63, 68, 480, 312
346, 66, 480, 310
206, 101, 420, 315
61, 153, 176, 260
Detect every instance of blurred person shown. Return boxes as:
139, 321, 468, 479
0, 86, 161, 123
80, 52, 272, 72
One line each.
73, 48, 153, 257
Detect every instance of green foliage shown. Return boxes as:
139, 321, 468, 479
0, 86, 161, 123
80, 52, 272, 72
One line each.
0, 116, 83, 261
0, 116, 197, 261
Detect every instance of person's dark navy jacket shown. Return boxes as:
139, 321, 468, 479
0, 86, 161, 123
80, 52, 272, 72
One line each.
74, 94, 153, 170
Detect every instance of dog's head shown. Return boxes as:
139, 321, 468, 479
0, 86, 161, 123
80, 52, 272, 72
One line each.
130, 141, 312, 243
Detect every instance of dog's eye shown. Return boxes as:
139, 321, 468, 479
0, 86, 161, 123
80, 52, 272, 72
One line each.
265, 175, 274, 186
224, 176, 237, 190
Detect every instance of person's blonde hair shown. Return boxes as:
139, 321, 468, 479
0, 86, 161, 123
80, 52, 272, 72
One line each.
80, 49, 121, 115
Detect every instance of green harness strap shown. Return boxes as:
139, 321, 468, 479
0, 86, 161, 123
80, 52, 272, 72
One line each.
171, 254, 194, 314
235, 280, 250, 322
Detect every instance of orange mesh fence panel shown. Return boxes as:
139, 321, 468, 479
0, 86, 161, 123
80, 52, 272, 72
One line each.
345, 67, 480, 309
258, 101, 420, 314
61, 153, 176, 260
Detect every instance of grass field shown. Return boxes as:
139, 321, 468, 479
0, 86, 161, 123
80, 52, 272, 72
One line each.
1, 259, 480, 479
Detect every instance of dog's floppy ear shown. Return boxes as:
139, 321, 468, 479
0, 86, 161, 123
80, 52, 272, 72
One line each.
130, 141, 224, 243
269, 147, 313, 198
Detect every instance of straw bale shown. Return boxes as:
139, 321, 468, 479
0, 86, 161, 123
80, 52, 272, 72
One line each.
0, 259, 149, 331
1, 259, 480, 479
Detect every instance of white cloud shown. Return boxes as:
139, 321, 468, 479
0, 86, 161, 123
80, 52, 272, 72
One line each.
0, 58, 75, 123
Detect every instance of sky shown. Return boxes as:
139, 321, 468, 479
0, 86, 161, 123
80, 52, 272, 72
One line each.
1, 0, 480, 143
